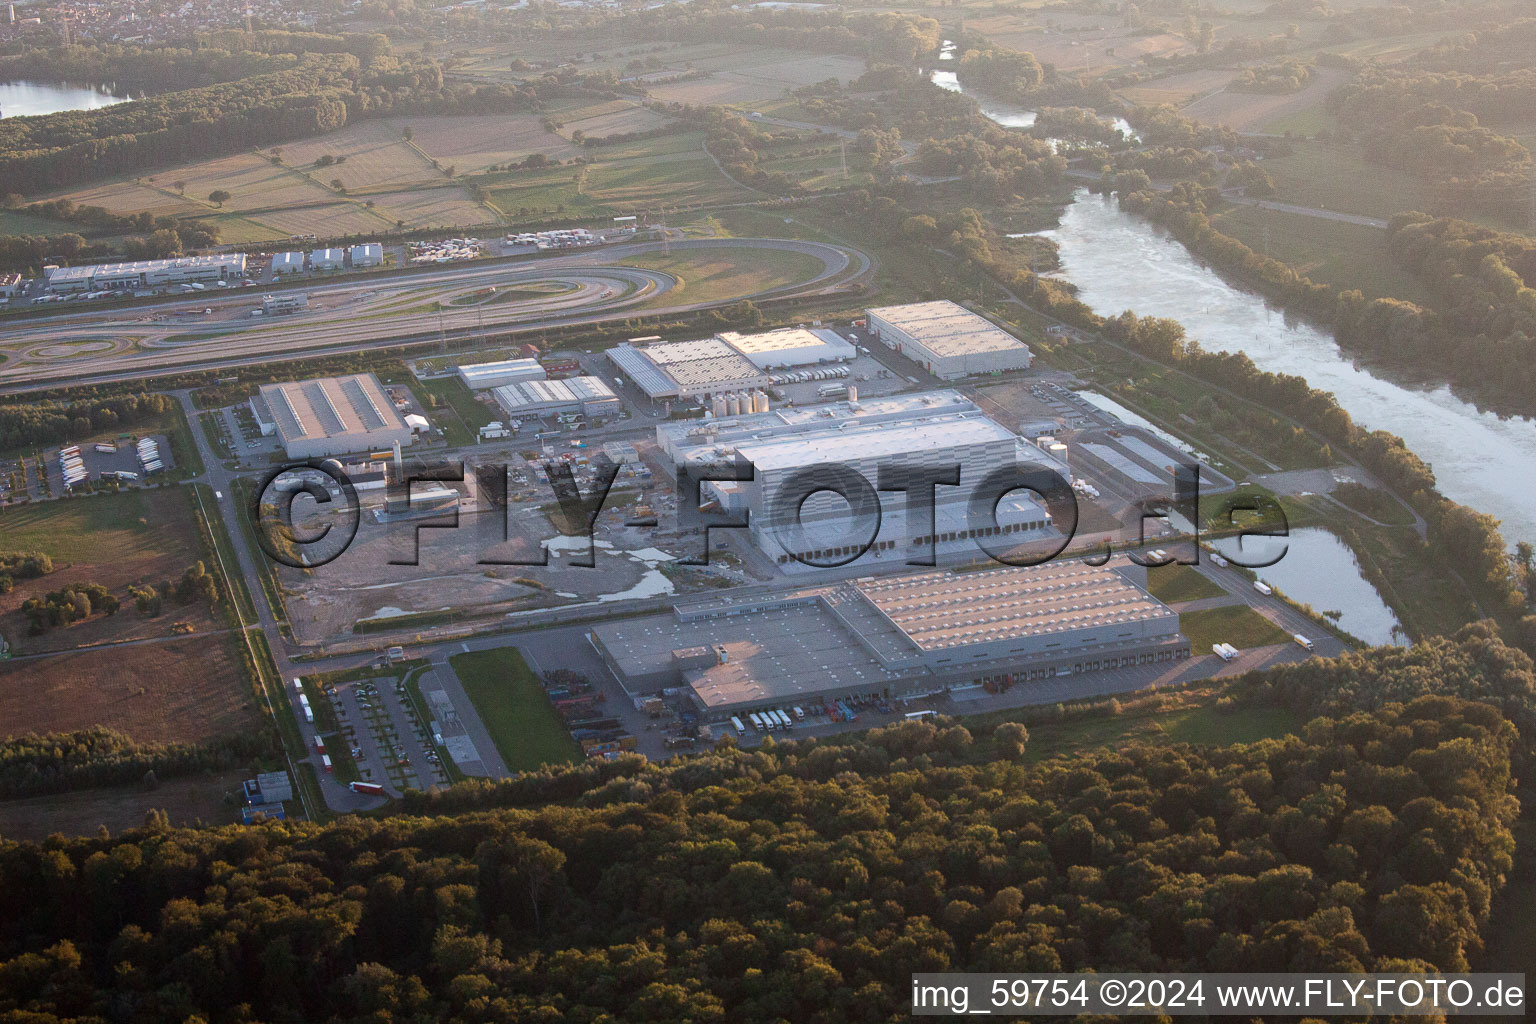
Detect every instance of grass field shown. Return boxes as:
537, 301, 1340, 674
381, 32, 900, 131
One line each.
415, 375, 498, 446
1023, 700, 1302, 763
1145, 563, 1226, 604
621, 245, 825, 306
1179, 68, 1350, 133
0, 768, 247, 840
450, 648, 581, 773
1211, 205, 1434, 305
1259, 141, 1438, 222
1179, 603, 1291, 652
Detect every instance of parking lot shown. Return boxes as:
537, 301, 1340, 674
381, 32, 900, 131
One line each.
325, 668, 452, 794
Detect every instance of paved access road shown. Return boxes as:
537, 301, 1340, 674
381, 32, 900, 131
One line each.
0, 237, 871, 392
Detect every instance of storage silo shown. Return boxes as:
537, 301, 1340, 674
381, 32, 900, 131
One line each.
847, 384, 858, 403
711, 394, 727, 418
727, 393, 742, 416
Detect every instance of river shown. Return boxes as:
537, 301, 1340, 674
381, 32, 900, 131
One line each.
0, 80, 131, 118
928, 66, 1536, 548
1038, 190, 1536, 549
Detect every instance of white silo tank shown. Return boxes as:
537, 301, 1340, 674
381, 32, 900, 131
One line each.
1050, 442, 1069, 471
711, 394, 727, 418
727, 393, 742, 416
753, 390, 768, 413
847, 384, 858, 403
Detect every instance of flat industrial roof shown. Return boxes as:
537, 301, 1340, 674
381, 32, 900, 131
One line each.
856, 561, 1175, 652
717, 327, 856, 367
659, 390, 983, 449
493, 376, 616, 411
258, 373, 408, 445
46, 253, 246, 284
596, 559, 1179, 709
608, 339, 765, 395
867, 300, 1028, 358
723, 414, 1016, 470
458, 358, 544, 382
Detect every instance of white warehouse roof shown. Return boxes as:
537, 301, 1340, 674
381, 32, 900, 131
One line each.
866, 300, 1028, 360
717, 327, 855, 368
457, 358, 546, 389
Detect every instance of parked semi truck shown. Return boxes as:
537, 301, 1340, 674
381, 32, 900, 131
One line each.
1213, 643, 1239, 662
1253, 581, 1273, 596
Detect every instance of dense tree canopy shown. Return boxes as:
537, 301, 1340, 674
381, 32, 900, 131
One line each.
0, 687, 1517, 1022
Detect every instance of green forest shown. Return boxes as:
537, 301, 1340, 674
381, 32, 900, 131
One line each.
0, 631, 1531, 1022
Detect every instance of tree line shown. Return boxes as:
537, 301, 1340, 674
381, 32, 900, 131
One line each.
0, 393, 176, 453
0, 42, 637, 195
0, 727, 273, 801
1113, 181, 1536, 422
0, 670, 1519, 1020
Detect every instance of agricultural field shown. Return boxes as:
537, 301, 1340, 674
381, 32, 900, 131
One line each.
449, 648, 581, 773
366, 187, 489, 231
1178, 67, 1350, 133
374, 114, 581, 173
557, 103, 675, 140
645, 48, 867, 106
485, 130, 753, 221
958, 11, 1193, 75
258, 121, 441, 191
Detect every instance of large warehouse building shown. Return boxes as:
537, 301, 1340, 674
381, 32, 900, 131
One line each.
457, 358, 546, 390
657, 391, 1064, 569
716, 326, 855, 369
591, 560, 1189, 718
46, 254, 248, 292
866, 300, 1032, 379
608, 338, 771, 402
492, 376, 621, 421
255, 373, 415, 459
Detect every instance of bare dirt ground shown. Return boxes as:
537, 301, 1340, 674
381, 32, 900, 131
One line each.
0, 769, 247, 841
0, 634, 254, 745
1180, 67, 1350, 132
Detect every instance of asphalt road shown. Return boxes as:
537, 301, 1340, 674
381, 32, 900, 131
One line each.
0, 237, 871, 392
